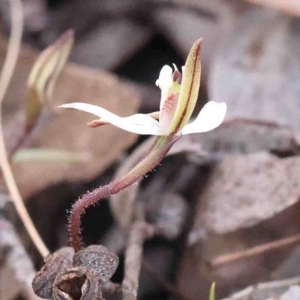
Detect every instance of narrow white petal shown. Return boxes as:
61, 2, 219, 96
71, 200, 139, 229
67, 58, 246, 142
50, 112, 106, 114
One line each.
121, 114, 160, 126
172, 63, 178, 71
59, 103, 163, 135
181, 101, 227, 135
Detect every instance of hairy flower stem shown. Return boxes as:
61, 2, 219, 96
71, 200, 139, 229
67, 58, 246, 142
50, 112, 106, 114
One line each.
70, 135, 180, 252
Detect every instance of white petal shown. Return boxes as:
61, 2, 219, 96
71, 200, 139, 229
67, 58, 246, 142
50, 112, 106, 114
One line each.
155, 65, 172, 89
59, 103, 163, 135
181, 101, 227, 135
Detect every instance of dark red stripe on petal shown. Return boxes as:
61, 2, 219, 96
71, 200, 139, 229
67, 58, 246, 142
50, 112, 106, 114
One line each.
174, 41, 201, 134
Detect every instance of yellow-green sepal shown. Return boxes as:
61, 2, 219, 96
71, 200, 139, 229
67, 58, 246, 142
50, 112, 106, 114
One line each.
169, 39, 202, 134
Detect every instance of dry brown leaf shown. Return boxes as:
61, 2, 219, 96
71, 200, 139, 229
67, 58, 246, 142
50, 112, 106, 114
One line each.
222, 277, 300, 300
152, 1, 243, 82
191, 153, 300, 236
272, 247, 300, 280
185, 119, 300, 159
177, 150, 300, 299
209, 9, 300, 130
71, 18, 154, 70
153, 7, 215, 71
0, 35, 140, 199
247, 0, 300, 17
178, 199, 300, 299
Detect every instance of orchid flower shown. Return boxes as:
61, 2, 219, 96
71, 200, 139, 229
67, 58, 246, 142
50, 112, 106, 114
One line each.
59, 39, 226, 137
60, 39, 227, 253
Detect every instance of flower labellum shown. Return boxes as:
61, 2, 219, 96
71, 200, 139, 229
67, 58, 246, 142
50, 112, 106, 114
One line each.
155, 65, 180, 134
60, 39, 226, 137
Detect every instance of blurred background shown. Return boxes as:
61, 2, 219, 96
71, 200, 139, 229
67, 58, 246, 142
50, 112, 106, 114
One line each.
1, 0, 300, 300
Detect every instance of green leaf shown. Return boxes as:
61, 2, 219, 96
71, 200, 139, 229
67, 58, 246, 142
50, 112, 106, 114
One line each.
13, 148, 89, 163
209, 282, 216, 300
26, 30, 74, 132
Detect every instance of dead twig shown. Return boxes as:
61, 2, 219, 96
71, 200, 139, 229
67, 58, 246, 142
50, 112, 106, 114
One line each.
122, 221, 152, 300
209, 233, 300, 268
0, 0, 49, 257
121, 206, 155, 300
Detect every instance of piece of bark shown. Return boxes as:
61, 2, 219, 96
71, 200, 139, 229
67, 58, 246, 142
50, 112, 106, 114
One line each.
209, 9, 300, 130
0, 35, 140, 199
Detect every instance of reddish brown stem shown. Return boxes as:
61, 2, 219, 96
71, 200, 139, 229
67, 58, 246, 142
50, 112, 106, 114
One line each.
69, 135, 180, 252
